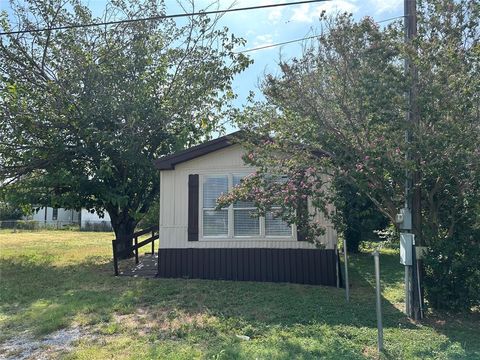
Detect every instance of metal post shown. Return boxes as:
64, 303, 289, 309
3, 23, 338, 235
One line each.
343, 238, 350, 302
336, 246, 340, 288
373, 250, 383, 352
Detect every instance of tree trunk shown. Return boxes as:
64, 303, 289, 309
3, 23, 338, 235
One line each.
109, 209, 137, 260
345, 227, 361, 253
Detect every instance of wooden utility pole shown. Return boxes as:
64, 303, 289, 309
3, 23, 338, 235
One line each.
404, 0, 423, 320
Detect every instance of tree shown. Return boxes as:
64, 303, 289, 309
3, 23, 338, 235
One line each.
0, 0, 251, 256
334, 179, 388, 253
222, 0, 480, 309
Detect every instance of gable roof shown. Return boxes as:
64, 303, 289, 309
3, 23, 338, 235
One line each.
154, 131, 241, 170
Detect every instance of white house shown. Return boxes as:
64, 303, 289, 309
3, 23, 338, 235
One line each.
27, 207, 80, 227
25, 207, 111, 231
154, 132, 341, 286
79, 209, 112, 231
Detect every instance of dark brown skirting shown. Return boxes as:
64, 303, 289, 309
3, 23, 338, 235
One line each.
156, 248, 340, 286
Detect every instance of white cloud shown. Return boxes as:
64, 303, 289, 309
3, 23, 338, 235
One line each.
253, 33, 274, 47
290, 1, 359, 23
268, 7, 283, 23
368, 0, 403, 15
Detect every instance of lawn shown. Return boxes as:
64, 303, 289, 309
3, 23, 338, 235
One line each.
0, 230, 478, 359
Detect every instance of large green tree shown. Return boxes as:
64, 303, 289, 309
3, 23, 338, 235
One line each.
222, 0, 479, 309
0, 0, 250, 255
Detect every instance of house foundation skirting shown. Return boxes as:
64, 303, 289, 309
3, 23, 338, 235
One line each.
156, 248, 341, 287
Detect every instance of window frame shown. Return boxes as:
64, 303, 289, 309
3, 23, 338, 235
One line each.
199, 173, 295, 240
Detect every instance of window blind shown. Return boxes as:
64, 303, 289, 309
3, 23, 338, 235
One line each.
265, 211, 291, 236
203, 176, 228, 236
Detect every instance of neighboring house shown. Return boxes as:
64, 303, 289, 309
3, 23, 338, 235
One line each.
154, 132, 341, 286
26, 207, 80, 227
79, 209, 112, 231
24, 207, 112, 231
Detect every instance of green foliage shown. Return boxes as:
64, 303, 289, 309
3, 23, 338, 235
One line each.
0, 202, 23, 220
424, 226, 480, 311
229, 0, 479, 310
137, 194, 159, 229
0, 0, 251, 248
334, 180, 389, 253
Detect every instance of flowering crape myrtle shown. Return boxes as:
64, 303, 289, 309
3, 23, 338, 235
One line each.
217, 136, 336, 246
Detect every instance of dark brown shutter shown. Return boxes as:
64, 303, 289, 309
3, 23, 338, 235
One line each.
188, 174, 199, 241
296, 197, 308, 241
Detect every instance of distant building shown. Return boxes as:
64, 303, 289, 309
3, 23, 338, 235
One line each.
24, 207, 112, 231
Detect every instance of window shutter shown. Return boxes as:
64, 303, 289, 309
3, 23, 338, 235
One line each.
188, 174, 199, 241
296, 197, 308, 241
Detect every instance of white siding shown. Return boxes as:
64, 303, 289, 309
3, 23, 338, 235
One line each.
80, 209, 111, 228
159, 144, 337, 249
26, 207, 80, 225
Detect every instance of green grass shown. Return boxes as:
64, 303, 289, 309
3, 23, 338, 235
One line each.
0, 230, 479, 359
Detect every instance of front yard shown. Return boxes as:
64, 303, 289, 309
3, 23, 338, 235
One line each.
0, 230, 478, 359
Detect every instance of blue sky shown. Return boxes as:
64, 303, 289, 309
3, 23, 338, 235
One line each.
1, 0, 404, 111
179, 0, 404, 107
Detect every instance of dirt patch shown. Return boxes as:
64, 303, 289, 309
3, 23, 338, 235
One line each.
113, 307, 214, 337
0, 327, 93, 360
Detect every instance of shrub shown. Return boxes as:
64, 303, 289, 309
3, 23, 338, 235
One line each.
0, 203, 23, 221
423, 228, 480, 311
81, 221, 112, 232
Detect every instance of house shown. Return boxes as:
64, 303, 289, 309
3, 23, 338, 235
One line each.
26, 207, 80, 227
25, 207, 112, 231
154, 132, 341, 286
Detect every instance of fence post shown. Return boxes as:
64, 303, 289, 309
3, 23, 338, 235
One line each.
112, 240, 119, 276
151, 229, 155, 254
373, 250, 384, 353
134, 236, 139, 264
343, 238, 350, 302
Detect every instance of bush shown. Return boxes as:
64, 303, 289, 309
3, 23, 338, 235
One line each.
0, 203, 23, 221
423, 228, 480, 311
81, 221, 112, 232
137, 195, 159, 229
0, 220, 40, 230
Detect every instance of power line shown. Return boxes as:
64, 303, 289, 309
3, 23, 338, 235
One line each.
377, 15, 405, 24
0, 0, 329, 36
235, 15, 405, 54
237, 34, 320, 53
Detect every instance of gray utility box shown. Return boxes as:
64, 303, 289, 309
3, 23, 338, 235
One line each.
400, 233, 415, 266
398, 208, 412, 231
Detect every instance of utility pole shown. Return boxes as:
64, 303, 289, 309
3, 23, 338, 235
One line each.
403, 0, 423, 320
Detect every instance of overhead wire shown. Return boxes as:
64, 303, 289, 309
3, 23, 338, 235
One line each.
0, 0, 330, 36
235, 15, 405, 54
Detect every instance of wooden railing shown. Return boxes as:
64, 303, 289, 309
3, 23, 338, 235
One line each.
112, 225, 159, 276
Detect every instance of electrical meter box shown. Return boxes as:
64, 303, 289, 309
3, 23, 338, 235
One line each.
398, 208, 412, 230
400, 233, 414, 266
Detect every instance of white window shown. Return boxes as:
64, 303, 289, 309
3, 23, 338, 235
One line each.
201, 174, 292, 239
202, 176, 228, 236
265, 211, 291, 236
233, 175, 260, 236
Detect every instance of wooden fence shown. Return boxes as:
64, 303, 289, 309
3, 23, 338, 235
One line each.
112, 225, 159, 276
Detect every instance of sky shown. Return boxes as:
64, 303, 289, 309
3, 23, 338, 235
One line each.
0, 0, 404, 119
